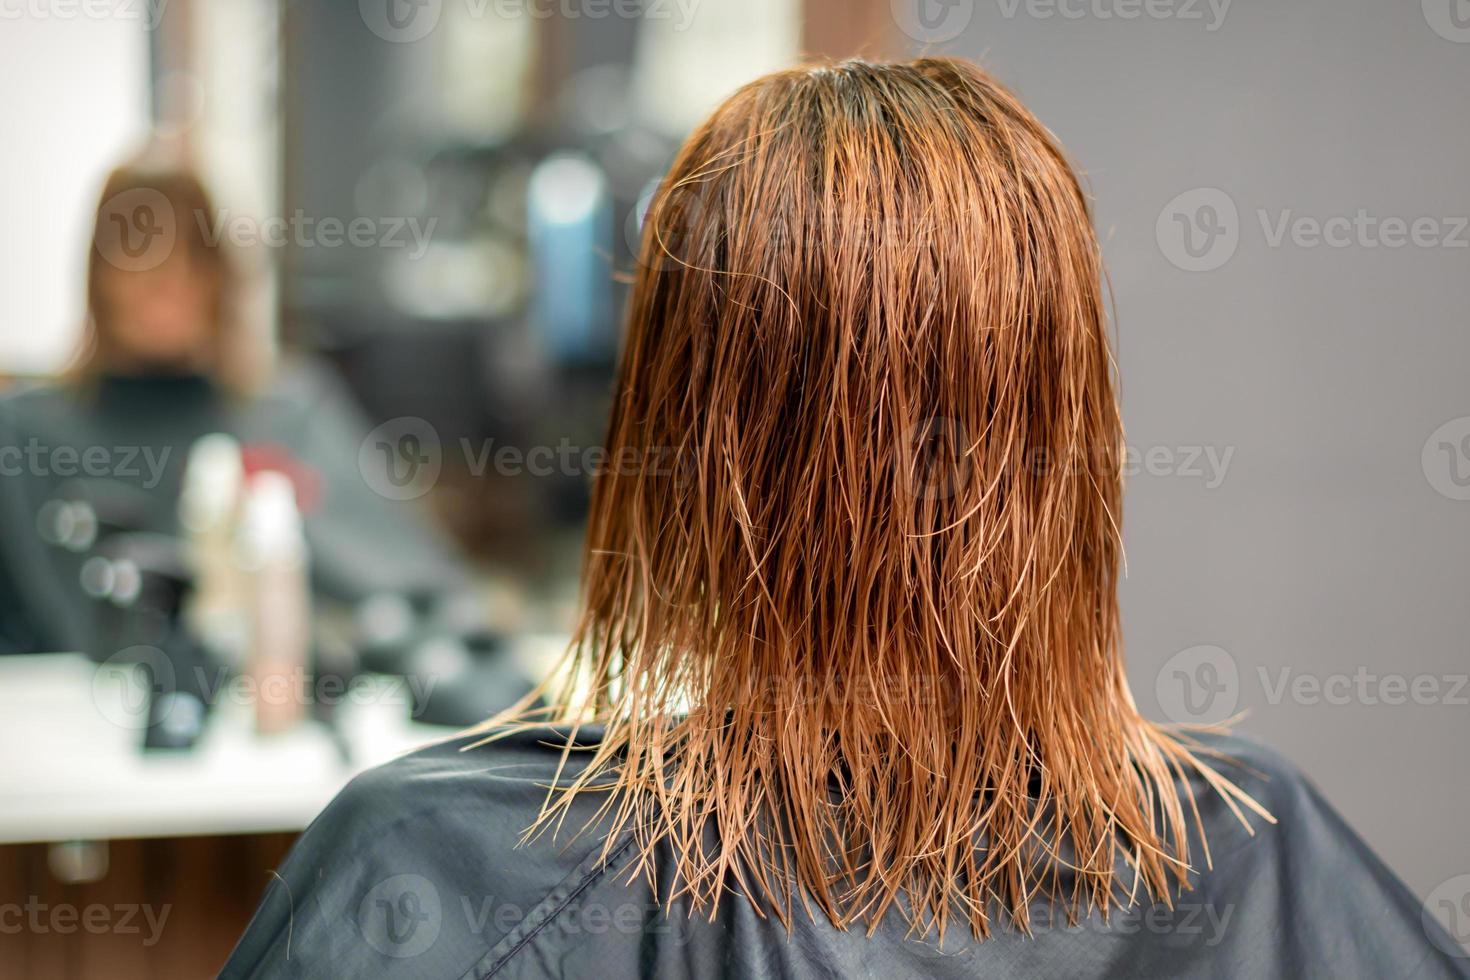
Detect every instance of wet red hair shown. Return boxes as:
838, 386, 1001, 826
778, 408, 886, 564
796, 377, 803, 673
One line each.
493, 57, 1265, 938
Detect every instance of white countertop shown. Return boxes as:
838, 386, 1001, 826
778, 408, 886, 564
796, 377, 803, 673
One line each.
0, 639, 564, 845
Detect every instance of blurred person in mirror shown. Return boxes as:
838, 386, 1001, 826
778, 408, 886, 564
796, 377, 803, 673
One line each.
0, 148, 468, 656
222, 59, 1468, 978
77, 159, 254, 384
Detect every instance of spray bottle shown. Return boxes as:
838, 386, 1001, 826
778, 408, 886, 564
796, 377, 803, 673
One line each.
236, 471, 311, 734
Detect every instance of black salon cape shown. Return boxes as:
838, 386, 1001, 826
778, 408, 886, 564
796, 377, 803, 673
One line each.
221, 729, 1468, 979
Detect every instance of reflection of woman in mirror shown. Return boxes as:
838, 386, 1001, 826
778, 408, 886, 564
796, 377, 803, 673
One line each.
0, 151, 464, 655
75, 159, 259, 389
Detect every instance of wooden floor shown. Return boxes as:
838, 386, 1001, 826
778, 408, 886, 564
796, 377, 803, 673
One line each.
0, 833, 296, 980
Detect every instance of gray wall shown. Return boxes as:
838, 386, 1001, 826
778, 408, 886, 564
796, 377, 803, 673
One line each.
895, 0, 1470, 933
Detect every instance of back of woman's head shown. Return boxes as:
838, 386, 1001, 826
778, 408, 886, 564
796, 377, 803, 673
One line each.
521, 57, 1258, 938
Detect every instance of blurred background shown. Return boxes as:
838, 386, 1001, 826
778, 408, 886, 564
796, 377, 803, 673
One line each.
0, 0, 1466, 974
